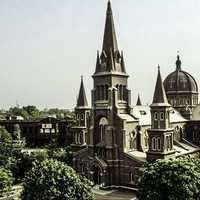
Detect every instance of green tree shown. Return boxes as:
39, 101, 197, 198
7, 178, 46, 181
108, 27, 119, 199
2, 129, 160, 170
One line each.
12, 124, 21, 140
22, 159, 94, 200
0, 167, 14, 196
9, 106, 24, 117
22, 105, 40, 119
13, 150, 48, 181
137, 158, 200, 200
9, 105, 41, 119
0, 126, 12, 143
48, 146, 73, 166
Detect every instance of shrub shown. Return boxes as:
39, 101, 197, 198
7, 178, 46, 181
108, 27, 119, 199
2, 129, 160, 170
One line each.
0, 167, 14, 196
13, 150, 48, 181
22, 159, 94, 200
48, 146, 73, 166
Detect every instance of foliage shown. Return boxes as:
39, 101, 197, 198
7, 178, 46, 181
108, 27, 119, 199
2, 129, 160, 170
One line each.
0, 126, 12, 143
137, 158, 200, 200
8, 106, 75, 123
0, 142, 20, 170
22, 159, 94, 200
13, 150, 48, 182
48, 146, 73, 166
9, 105, 40, 120
0, 167, 14, 196
12, 124, 21, 140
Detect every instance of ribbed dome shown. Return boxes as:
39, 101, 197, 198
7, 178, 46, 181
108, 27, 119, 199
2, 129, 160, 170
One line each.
164, 56, 198, 94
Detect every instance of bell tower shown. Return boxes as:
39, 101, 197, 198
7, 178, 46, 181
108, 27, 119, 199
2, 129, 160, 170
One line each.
71, 76, 90, 151
92, 1, 131, 112
91, 0, 132, 161
147, 66, 175, 162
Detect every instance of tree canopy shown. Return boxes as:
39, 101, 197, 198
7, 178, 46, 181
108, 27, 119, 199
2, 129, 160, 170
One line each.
0, 126, 12, 143
22, 159, 94, 200
8, 105, 75, 122
137, 158, 200, 200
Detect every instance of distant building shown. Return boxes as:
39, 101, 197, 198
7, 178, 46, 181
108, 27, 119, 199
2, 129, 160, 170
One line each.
72, 1, 200, 189
0, 117, 70, 146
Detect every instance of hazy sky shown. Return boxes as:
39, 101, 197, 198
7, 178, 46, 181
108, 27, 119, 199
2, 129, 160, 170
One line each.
0, 0, 200, 110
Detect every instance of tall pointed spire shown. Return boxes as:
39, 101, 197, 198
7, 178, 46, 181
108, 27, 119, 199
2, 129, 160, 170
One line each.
95, 51, 100, 73
121, 51, 126, 73
136, 94, 142, 106
76, 76, 88, 107
152, 66, 169, 105
93, 1, 128, 75
102, 0, 118, 55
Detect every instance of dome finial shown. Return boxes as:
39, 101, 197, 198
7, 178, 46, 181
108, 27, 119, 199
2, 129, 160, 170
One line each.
176, 52, 181, 71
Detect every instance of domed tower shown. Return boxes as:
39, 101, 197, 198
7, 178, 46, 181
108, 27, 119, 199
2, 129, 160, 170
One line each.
164, 55, 198, 119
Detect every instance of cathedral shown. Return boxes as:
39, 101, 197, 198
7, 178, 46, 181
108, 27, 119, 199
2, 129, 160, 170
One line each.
71, 1, 200, 189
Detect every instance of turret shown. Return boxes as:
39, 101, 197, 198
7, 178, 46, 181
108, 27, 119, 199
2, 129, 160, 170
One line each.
147, 66, 175, 162
136, 94, 142, 106
72, 76, 91, 150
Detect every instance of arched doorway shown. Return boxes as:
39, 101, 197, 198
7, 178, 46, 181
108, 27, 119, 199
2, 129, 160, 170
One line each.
92, 165, 101, 185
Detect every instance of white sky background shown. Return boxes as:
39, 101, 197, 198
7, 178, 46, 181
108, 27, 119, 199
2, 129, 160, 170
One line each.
0, 0, 200, 110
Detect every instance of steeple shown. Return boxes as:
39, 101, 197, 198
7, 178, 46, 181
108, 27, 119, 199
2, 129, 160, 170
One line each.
121, 51, 126, 73
76, 76, 88, 108
95, 51, 100, 73
102, 0, 118, 55
176, 55, 182, 71
152, 66, 169, 106
136, 94, 142, 106
93, 1, 127, 75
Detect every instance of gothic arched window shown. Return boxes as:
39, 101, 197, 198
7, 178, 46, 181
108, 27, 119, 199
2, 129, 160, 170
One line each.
157, 137, 161, 150
152, 137, 156, 150
123, 85, 126, 100
105, 85, 109, 100
96, 86, 100, 100
154, 112, 158, 120
100, 85, 104, 100
99, 117, 109, 142
160, 112, 164, 120
119, 85, 123, 100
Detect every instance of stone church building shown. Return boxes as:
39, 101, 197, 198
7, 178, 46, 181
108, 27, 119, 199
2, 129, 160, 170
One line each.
71, 1, 200, 189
